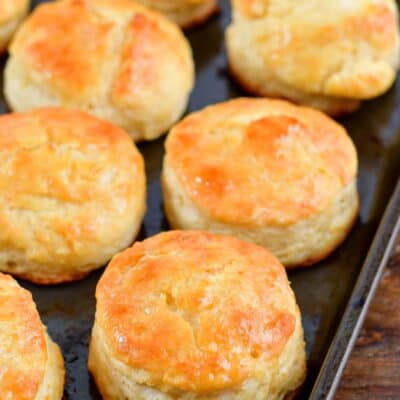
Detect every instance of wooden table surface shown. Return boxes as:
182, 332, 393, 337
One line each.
336, 238, 400, 399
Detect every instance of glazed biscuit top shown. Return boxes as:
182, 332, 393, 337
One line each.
0, 108, 144, 266
0, 0, 28, 23
231, 0, 399, 99
0, 273, 47, 399
97, 231, 298, 393
166, 98, 358, 227
9, 0, 193, 103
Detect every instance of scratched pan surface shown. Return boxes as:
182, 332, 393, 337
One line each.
1, 0, 399, 399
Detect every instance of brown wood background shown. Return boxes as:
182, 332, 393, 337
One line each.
336, 238, 400, 399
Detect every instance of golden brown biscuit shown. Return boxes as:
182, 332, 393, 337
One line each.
0, 108, 146, 284
0, 273, 64, 399
226, 0, 400, 115
4, 0, 194, 141
135, 0, 218, 28
0, 0, 29, 53
89, 230, 306, 399
163, 98, 359, 268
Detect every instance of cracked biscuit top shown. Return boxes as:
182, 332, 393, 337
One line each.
0, 108, 145, 279
9, 0, 192, 102
165, 98, 357, 227
5, 0, 194, 141
230, 0, 399, 99
96, 230, 299, 393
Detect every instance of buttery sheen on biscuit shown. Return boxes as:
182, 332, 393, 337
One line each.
4, 0, 194, 141
226, 0, 400, 115
163, 98, 359, 268
0, 0, 29, 52
0, 108, 146, 284
135, 0, 217, 28
89, 230, 306, 399
0, 273, 64, 399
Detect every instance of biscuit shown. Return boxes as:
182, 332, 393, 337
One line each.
135, 0, 217, 28
0, 0, 29, 53
89, 230, 306, 399
163, 98, 359, 268
4, 0, 194, 141
0, 108, 146, 284
226, 0, 400, 115
0, 273, 64, 399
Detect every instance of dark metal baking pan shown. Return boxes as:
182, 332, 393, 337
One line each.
2, 0, 399, 398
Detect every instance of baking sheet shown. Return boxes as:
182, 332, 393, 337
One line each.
2, 1, 400, 398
